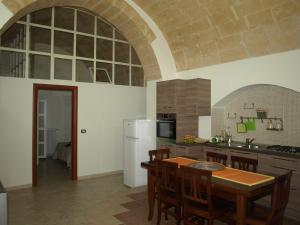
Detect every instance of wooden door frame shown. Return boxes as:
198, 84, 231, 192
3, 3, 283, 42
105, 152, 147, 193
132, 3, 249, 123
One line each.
33, 83, 78, 186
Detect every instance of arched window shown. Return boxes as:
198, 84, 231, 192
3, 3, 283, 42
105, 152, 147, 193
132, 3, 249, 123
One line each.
0, 7, 144, 86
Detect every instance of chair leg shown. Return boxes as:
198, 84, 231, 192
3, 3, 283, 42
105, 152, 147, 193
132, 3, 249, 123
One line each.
157, 200, 162, 225
147, 174, 156, 221
148, 197, 155, 221
175, 206, 181, 225
208, 219, 214, 225
164, 203, 169, 220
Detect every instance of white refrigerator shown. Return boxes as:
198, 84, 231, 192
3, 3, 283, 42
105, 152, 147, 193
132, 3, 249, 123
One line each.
123, 119, 156, 187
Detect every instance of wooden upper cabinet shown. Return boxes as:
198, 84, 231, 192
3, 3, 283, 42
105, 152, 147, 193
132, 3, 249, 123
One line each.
183, 79, 211, 116
156, 79, 185, 113
156, 78, 211, 116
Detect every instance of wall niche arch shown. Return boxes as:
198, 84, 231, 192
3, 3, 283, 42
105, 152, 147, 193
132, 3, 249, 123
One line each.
212, 84, 300, 147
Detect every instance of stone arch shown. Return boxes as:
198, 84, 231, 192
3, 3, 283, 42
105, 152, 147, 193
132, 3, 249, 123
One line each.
1, 0, 161, 80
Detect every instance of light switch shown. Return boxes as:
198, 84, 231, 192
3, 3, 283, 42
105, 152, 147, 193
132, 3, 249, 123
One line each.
81, 129, 86, 133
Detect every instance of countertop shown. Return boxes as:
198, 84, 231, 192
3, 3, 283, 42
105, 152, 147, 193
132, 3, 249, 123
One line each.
175, 141, 300, 159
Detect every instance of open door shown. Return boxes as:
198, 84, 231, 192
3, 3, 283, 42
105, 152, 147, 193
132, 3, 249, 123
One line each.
33, 84, 78, 187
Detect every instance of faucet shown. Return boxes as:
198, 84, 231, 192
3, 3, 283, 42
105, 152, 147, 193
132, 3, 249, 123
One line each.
245, 138, 255, 147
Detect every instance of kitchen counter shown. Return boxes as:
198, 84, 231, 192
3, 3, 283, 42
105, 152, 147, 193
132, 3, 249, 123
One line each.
175, 141, 300, 159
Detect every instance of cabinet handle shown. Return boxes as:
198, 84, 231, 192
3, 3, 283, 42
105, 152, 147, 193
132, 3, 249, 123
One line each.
272, 157, 296, 163
271, 165, 295, 172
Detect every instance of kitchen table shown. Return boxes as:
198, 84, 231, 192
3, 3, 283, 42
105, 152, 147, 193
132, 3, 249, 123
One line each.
141, 157, 276, 225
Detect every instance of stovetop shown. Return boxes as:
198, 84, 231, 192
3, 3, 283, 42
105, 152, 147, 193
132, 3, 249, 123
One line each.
266, 145, 300, 154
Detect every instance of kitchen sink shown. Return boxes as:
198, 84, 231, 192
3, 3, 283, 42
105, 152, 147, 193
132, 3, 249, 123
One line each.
236, 144, 260, 150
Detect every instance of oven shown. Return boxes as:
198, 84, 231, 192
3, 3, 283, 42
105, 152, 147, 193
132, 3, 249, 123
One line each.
156, 113, 176, 139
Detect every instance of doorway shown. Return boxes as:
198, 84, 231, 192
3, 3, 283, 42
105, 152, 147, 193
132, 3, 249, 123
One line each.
32, 84, 78, 186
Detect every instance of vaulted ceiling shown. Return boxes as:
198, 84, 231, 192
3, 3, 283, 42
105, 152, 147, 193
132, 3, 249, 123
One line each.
134, 0, 300, 71
2, 0, 300, 77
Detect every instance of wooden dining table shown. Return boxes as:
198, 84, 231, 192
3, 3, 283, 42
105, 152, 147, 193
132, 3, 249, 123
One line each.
141, 156, 276, 225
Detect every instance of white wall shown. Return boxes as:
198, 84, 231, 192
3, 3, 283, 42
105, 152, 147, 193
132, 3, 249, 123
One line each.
0, 78, 146, 187
0, 2, 12, 30
176, 49, 300, 105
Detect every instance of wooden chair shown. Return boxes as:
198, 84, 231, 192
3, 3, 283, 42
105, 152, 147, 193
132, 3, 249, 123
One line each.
181, 165, 233, 225
226, 170, 292, 225
149, 148, 170, 161
156, 160, 181, 225
231, 155, 258, 172
206, 151, 228, 166
147, 149, 170, 220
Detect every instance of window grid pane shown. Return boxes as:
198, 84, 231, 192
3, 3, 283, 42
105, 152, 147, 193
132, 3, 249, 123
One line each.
54, 7, 74, 30
0, 7, 144, 87
54, 31, 74, 55
76, 34, 94, 59
77, 11, 94, 34
30, 26, 51, 53
55, 58, 72, 80
96, 62, 112, 83
115, 64, 129, 86
29, 54, 51, 80
31, 8, 52, 26
0, 24, 26, 49
76, 59, 93, 83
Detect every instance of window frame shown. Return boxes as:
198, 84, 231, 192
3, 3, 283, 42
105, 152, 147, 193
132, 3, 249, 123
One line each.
0, 7, 144, 86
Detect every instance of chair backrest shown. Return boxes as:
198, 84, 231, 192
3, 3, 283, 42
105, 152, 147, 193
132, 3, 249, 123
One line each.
206, 151, 227, 166
267, 171, 292, 225
181, 165, 213, 212
149, 148, 170, 161
231, 155, 258, 172
156, 160, 179, 195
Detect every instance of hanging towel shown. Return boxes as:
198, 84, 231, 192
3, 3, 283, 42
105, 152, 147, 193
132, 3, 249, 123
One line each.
245, 119, 256, 131
236, 122, 247, 133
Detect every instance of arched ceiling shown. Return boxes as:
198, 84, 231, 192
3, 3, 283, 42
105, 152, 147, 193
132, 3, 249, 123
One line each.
134, 0, 300, 71
2, 0, 300, 76
1, 0, 162, 80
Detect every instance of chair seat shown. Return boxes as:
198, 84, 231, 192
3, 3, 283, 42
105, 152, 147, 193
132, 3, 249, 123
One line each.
160, 190, 181, 206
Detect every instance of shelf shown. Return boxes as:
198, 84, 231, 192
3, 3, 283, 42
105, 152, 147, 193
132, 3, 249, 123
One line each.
266, 128, 284, 131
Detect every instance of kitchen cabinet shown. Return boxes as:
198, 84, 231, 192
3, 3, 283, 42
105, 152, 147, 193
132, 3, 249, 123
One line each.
157, 143, 205, 160
173, 145, 205, 160
156, 78, 211, 141
182, 79, 211, 116
156, 79, 185, 114
228, 149, 258, 160
156, 78, 211, 116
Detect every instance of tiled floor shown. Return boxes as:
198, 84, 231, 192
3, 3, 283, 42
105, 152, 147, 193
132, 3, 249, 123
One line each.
7, 159, 300, 225
8, 159, 145, 225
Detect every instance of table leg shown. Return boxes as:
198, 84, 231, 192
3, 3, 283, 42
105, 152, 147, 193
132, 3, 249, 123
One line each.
147, 169, 155, 221
236, 194, 246, 225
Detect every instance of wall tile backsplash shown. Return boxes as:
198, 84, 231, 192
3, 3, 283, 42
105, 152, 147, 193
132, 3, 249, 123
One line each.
212, 85, 300, 146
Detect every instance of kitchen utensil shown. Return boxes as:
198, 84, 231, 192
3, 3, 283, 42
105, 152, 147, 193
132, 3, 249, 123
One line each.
276, 120, 282, 130
237, 122, 247, 133
267, 119, 274, 129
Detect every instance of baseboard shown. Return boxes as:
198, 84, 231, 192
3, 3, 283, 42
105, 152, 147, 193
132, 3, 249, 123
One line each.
5, 184, 32, 191
78, 170, 123, 180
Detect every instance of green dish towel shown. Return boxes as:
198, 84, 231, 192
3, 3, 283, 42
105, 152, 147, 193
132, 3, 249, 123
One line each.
236, 122, 247, 133
245, 119, 256, 131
